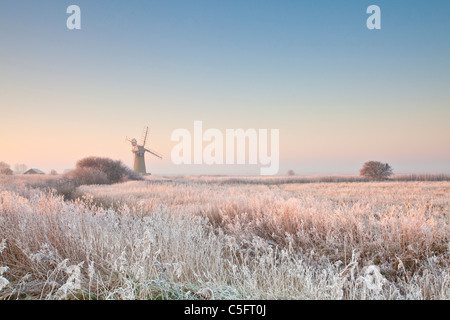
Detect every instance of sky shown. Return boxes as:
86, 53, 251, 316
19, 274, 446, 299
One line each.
0, 0, 449, 175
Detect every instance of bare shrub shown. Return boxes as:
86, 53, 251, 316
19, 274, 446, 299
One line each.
0, 168, 13, 176
0, 162, 10, 170
72, 157, 140, 184
65, 167, 109, 186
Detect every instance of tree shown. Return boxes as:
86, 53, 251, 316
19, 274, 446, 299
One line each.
14, 163, 28, 174
360, 161, 393, 180
0, 162, 10, 170
287, 169, 295, 176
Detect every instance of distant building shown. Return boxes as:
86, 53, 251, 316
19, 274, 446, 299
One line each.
24, 168, 45, 175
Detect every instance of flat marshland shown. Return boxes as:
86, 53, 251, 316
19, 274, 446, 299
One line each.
0, 175, 449, 299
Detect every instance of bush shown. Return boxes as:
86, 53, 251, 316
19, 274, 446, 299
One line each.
66, 156, 141, 186
0, 168, 13, 176
65, 167, 109, 186
0, 162, 10, 170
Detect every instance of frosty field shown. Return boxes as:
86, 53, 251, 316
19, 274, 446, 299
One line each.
0, 175, 448, 300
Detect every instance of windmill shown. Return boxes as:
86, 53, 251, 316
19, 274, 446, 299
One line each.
126, 126, 162, 175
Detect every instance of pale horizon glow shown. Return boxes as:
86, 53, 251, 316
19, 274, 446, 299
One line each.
1, 1, 449, 175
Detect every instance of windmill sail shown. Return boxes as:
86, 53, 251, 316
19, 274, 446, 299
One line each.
141, 126, 149, 146
145, 148, 162, 159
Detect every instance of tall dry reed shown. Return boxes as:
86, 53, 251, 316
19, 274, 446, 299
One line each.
0, 175, 449, 299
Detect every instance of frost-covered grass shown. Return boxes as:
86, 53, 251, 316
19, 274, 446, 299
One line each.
0, 175, 448, 299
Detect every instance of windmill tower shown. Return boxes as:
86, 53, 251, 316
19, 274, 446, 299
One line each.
126, 126, 162, 175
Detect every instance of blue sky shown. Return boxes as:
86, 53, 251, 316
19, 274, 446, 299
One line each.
1, 1, 449, 174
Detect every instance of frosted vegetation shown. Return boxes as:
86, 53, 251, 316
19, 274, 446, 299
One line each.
0, 175, 448, 300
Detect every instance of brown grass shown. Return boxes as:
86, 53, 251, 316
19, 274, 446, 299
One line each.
0, 175, 449, 299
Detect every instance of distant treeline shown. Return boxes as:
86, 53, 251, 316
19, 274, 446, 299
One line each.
181, 173, 450, 185
392, 174, 450, 182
